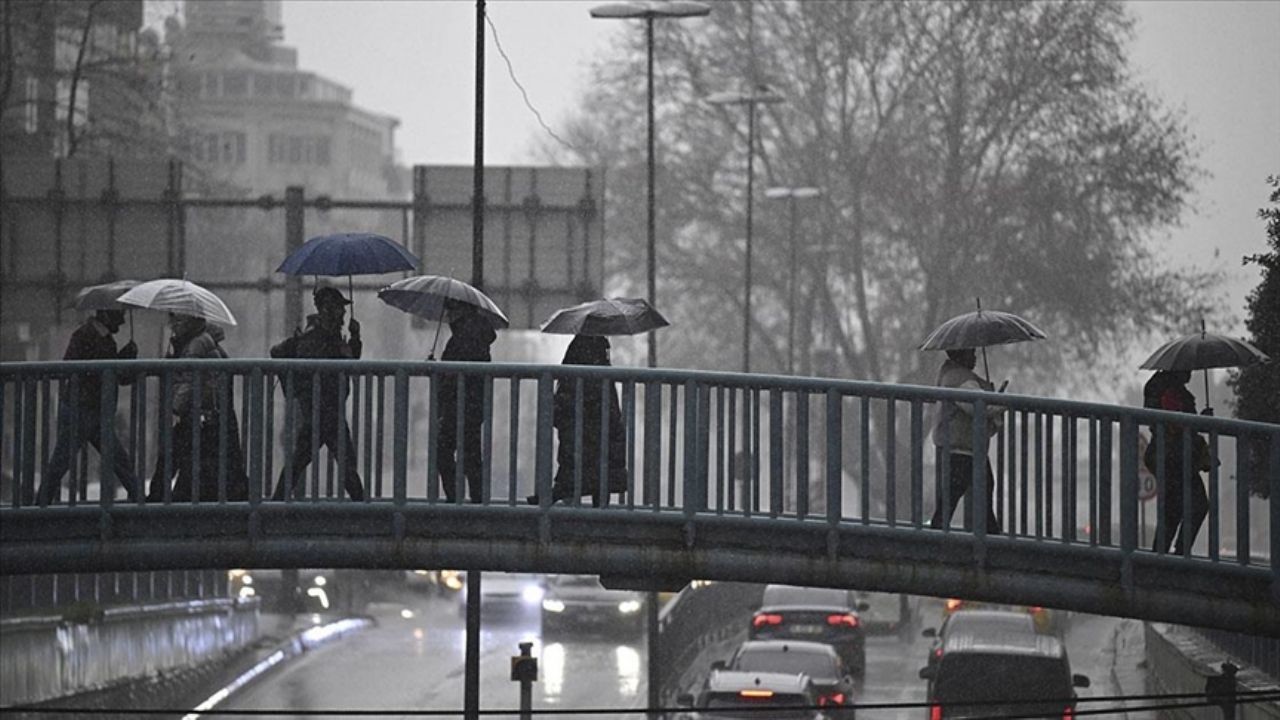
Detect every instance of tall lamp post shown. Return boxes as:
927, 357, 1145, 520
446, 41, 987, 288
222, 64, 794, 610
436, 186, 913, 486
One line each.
708, 84, 784, 373
590, 1, 711, 370
764, 186, 823, 375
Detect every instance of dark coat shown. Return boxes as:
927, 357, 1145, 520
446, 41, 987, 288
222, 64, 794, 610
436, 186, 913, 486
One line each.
62, 318, 134, 416
552, 376, 627, 497
270, 315, 360, 413
437, 313, 497, 426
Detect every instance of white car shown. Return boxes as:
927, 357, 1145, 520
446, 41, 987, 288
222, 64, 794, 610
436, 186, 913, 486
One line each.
457, 572, 544, 617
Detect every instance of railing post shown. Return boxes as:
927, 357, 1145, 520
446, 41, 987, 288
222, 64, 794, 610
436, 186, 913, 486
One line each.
797, 392, 809, 520
910, 399, 924, 527
769, 389, 782, 517
644, 382, 661, 508
826, 390, 842, 523
1119, 416, 1139, 556
684, 380, 701, 514
393, 370, 409, 504
1270, 432, 1280, 586
535, 372, 554, 508
1099, 418, 1113, 546
99, 368, 117, 508
249, 368, 263, 504
972, 398, 987, 549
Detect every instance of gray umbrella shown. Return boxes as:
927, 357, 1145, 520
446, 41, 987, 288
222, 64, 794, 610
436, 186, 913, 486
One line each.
919, 300, 1047, 382
540, 298, 670, 336
1139, 319, 1270, 410
71, 279, 142, 340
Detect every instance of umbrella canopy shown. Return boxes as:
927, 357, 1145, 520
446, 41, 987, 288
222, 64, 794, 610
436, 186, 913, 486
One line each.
919, 309, 1047, 351
378, 275, 510, 329
71, 279, 141, 311
277, 233, 419, 277
1139, 331, 1269, 372
540, 298, 670, 336
118, 279, 237, 326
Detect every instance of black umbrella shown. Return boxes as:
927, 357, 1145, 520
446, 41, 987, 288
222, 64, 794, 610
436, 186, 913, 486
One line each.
919, 298, 1047, 381
1139, 319, 1270, 410
540, 298, 670, 336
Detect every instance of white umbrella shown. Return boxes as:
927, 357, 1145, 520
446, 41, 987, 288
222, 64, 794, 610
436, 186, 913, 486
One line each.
118, 279, 237, 326
378, 275, 509, 328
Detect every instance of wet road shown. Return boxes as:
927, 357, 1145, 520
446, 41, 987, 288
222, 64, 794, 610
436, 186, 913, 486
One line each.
223, 589, 1148, 719
220, 579, 647, 719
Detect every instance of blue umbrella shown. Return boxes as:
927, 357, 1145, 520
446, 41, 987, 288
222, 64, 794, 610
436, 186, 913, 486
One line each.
277, 232, 420, 315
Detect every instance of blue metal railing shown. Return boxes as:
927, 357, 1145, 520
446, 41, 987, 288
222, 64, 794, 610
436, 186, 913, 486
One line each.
1, 359, 1277, 626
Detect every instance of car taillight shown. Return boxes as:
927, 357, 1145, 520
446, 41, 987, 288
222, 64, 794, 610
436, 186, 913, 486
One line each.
739, 689, 774, 698
818, 693, 846, 706
933, 647, 943, 659
930, 704, 943, 720
752, 613, 783, 628
1062, 707, 1073, 719
945, 598, 964, 612
827, 613, 859, 628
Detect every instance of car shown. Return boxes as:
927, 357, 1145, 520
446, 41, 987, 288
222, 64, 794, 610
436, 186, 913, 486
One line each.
921, 609, 1038, 675
677, 670, 829, 719
456, 572, 544, 618
721, 640, 857, 710
228, 568, 338, 612
404, 569, 465, 595
918, 612, 1090, 719
540, 574, 646, 637
750, 584, 869, 678
941, 597, 1067, 635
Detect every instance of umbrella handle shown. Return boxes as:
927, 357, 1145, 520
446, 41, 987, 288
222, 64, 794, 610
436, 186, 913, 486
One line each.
429, 317, 444, 360
1203, 368, 1211, 412
348, 275, 355, 320
980, 346, 991, 385
128, 309, 134, 343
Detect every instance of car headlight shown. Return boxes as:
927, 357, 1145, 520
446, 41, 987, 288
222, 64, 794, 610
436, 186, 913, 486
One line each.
542, 599, 566, 613
522, 585, 545, 604
618, 600, 642, 614
238, 586, 256, 599
313, 575, 327, 587
442, 571, 464, 591
241, 574, 253, 586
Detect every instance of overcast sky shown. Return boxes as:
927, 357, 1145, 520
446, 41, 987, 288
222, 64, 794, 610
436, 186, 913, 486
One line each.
275, 1, 1278, 333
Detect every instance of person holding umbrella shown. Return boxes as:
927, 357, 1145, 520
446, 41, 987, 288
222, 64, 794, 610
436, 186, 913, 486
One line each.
435, 302, 498, 503
919, 301, 1045, 534
1141, 369, 1210, 554
35, 304, 140, 505
145, 311, 248, 503
528, 335, 628, 507
531, 298, 670, 507
928, 348, 1006, 534
270, 286, 365, 502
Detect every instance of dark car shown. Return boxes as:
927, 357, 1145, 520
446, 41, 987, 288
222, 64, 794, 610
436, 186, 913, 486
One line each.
750, 584, 869, 678
918, 614, 1090, 719
540, 574, 646, 637
722, 639, 857, 711
677, 670, 828, 720
921, 609, 1038, 674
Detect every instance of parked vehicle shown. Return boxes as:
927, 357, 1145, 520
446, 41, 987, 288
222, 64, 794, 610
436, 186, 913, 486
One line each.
750, 584, 869, 678
919, 611, 1089, 719
720, 640, 857, 711
540, 574, 646, 637
677, 670, 828, 719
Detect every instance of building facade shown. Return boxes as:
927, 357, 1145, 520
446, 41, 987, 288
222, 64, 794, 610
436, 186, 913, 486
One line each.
171, 0, 405, 199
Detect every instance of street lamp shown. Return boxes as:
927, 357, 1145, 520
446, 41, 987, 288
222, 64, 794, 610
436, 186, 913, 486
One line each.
708, 84, 785, 373
764, 186, 823, 375
590, 1, 711, 369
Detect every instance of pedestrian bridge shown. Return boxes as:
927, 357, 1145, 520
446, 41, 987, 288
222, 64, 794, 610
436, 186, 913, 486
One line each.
1, 359, 1277, 636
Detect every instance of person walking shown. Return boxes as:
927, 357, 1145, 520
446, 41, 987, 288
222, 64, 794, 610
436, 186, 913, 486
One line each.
271, 287, 365, 501
147, 312, 248, 502
528, 335, 627, 507
435, 304, 497, 503
1143, 369, 1210, 554
35, 309, 140, 505
929, 348, 1004, 533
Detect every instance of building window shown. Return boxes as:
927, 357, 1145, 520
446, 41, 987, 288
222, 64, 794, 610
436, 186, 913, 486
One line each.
254, 73, 273, 97
275, 74, 295, 98
267, 133, 331, 166
24, 76, 39, 133
193, 131, 246, 165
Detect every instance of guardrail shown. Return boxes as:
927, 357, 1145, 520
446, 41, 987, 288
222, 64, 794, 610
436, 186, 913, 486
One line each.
1, 359, 1277, 632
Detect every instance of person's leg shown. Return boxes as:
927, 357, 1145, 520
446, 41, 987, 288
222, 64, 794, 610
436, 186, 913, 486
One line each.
37, 407, 82, 505
1154, 462, 1184, 553
982, 457, 1001, 534
273, 420, 314, 500
325, 418, 364, 501
462, 418, 484, 503
1173, 472, 1210, 555
92, 423, 140, 502
930, 453, 971, 530
151, 417, 193, 501
437, 401, 460, 502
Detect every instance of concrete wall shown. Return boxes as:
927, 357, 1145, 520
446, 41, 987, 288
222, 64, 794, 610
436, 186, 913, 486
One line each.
1146, 623, 1280, 719
0, 597, 258, 707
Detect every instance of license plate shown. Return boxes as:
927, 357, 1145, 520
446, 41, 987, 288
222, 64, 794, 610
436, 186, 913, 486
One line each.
789, 624, 825, 634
